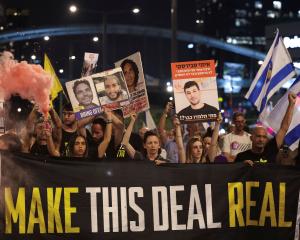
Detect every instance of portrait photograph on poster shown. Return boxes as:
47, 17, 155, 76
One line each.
92, 67, 130, 111
171, 60, 219, 123
115, 52, 150, 117
65, 76, 102, 120
81, 52, 99, 77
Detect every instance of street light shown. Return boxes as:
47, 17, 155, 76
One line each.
93, 36, 99, 42
187, 43, 194, 49
69, 5, 77, 13
132, 8, 140, 14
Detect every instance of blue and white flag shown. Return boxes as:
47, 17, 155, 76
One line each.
262, 76, 300, 150
245, 30, 296, 114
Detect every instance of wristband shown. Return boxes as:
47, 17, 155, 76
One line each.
106, 120, 112, 124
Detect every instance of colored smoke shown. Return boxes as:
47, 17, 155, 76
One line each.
0, 51, 53, 115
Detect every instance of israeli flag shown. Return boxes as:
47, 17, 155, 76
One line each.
245, 30, 296, 113
262, 76, 300, 150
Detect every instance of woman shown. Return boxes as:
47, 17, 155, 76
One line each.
68, 134, 88, 158
185, 136, 206, 163
174, 117, 206, 163
121, 113, 167, 163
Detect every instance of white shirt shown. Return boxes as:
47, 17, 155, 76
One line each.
222, 131, 252, 156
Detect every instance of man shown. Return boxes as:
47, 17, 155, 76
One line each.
222, 112, 252, 162
178, 80, 219, 122
87, 118, 107, 158
235, 92, 297, 165
60, 103, 91, 156
87, 111, 113, 158
101, 75, 129, 104
73, 79, 97, 110
121, 59, 139, 93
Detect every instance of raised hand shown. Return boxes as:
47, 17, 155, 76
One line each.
164, 101, 173, 116
288, 92, 297, 105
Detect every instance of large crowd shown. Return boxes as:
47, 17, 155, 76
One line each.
0, 91, 299, 166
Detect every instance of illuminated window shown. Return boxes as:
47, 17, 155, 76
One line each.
235, 18, 249, 27
226, 36, 253, 45
254, 1, 263, 9
273, 1, 282, 10
254, 10, 262, 17
254, 37, 266, 45
267, 10, 279, 18
235, 9, 247, 17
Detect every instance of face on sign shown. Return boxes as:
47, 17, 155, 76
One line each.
104, 76, 122, 101
74, 82, 93, 107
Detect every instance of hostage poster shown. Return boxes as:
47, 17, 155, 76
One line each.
65, 76, 102, 120
92, 67, 130, 111
171, 60, 219, 123
115, 52, 150, 117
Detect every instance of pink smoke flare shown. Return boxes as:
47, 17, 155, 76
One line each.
0, 51, 53, 115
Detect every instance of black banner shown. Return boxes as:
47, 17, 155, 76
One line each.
0, 152, 300, 240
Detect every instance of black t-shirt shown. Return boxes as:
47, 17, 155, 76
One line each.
87, 134, 100, 159
30, 142, 49, 156
133, 151, 169, 163
106, 133, 143, 159
178, 103, 219, 122
60, 129, 77, 156
235, 138, 279, 163
60, 128, 92, 157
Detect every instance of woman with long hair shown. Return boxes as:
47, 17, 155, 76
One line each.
67, 134, 88, 158
174, 117, 206, 163
121, 113, 168, 164
185, 136, 205, 163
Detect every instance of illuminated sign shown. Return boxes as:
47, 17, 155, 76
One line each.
283, 36, 300, 49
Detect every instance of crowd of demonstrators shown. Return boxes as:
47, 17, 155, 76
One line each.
0, 91, 298, 166
235, 92, 297, 166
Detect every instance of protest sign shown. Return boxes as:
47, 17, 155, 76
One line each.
171, 60, 219, 123
92, 67, 130, 111
115, 52, 150, 117
81, 52, 99, 77
1, 153, 300, 240
65, 77, 102, 120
